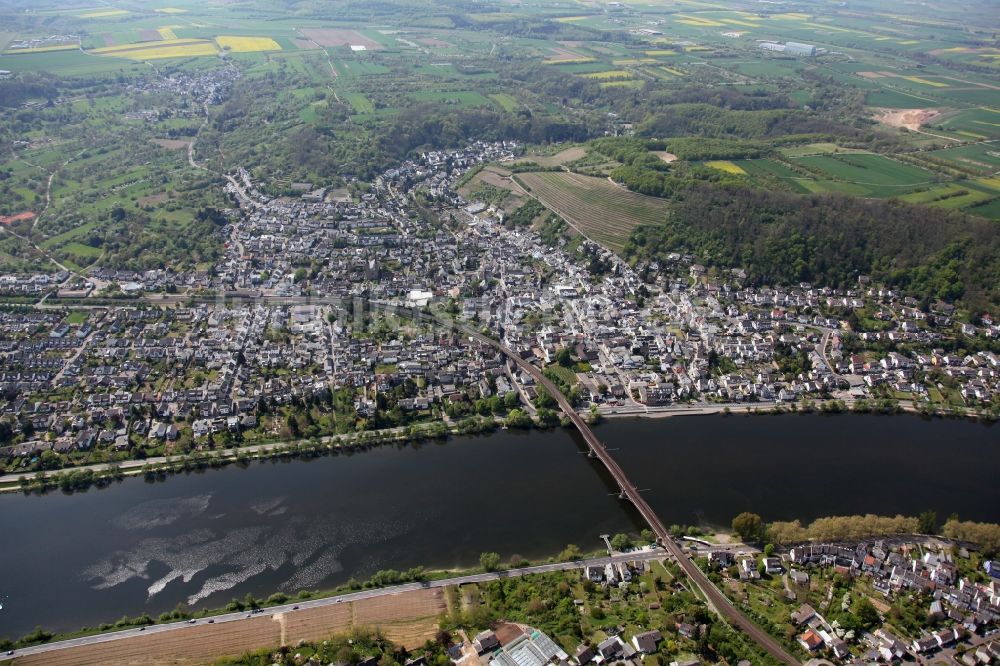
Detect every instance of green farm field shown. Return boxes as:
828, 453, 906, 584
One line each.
898, 183, 996, 210
789, 153, 935, 194
925, 142, 1000, 176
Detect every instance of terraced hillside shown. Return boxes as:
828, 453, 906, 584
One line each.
514, 172, 669, 252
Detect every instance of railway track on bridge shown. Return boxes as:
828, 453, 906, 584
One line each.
458, 325, 801, 666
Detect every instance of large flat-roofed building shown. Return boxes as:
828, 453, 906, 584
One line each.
785, 41, 816, 56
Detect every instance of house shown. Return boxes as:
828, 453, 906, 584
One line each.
934, 626, 962, 648
708, 550, 732, 568
830, 637, 849, 660
75, 429, 96, 450
739, 558, 760, 580
797, 629, 823, 652
913, 635, 938, 654
473, 630, 499, 654
985, 560, 1000, 580
596, 636, 625, 661
631, 630, 662, 654
764, 557, 783, 575
574, 644, 594, 665
676, 623, 696, 639
791, 604, 816, 626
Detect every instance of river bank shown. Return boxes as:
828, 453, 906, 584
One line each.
2, 547, 624, 652
4, 397, 994, 493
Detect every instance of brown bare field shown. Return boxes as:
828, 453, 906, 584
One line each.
0, 211, 36, 225
458, 166, 528, 210
353, 589, 445, 646
15, 589, 445, 666
418, 37, 450, 48
652, 151, 678, 163
101, 33, 115, 47
16, 617, 280, 666
300, 28, 382, 50
514, 146, 586, 167
150, 138, 190, 150
292, 38, 318, 50
543, 47, 588, 62
138, 29, 164, 42
873, 107, 944, 131
475, 166, 516, 189
139, 192, 169, 206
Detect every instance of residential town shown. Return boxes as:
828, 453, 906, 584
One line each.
1, 139, 999, 470
721, 538, 1000, 664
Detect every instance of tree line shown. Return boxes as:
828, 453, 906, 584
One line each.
732, 511, 1000, 556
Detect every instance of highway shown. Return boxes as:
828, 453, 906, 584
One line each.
460, 325, 802, 665
7, 551, 665, 660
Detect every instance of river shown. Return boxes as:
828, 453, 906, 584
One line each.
0, 413, 996, 639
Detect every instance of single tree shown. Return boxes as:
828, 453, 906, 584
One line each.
918, 510, 938, 534
480, 551, 501, 571
731, 512, 764, 543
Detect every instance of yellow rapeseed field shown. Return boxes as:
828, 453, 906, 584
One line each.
900, 75, 948, 88
215, 36, 282, 52
81, 9, 129, 18
705, 160, 747, 175
543, 57, 595, 65
158, 27, 178, 40
582, 70, 633, 80
975, 177, 1000, 192
93, 38, 218, 59
600, 80, 643, 89
675, 15, 723, 26
93, 38, 206, 54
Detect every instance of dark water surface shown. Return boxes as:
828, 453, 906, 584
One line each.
0, 414, 996, 638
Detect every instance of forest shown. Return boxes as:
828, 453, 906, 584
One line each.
624, 184, 1000, 310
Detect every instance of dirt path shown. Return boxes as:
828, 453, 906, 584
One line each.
20, 148, 85, 236
295, 28, 342, 104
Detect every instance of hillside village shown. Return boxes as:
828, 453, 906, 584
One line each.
1, 140, 999, 467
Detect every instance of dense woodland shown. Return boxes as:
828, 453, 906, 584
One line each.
624, 185, 1000, 311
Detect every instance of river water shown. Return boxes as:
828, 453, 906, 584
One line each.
0, 414, 996, 638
